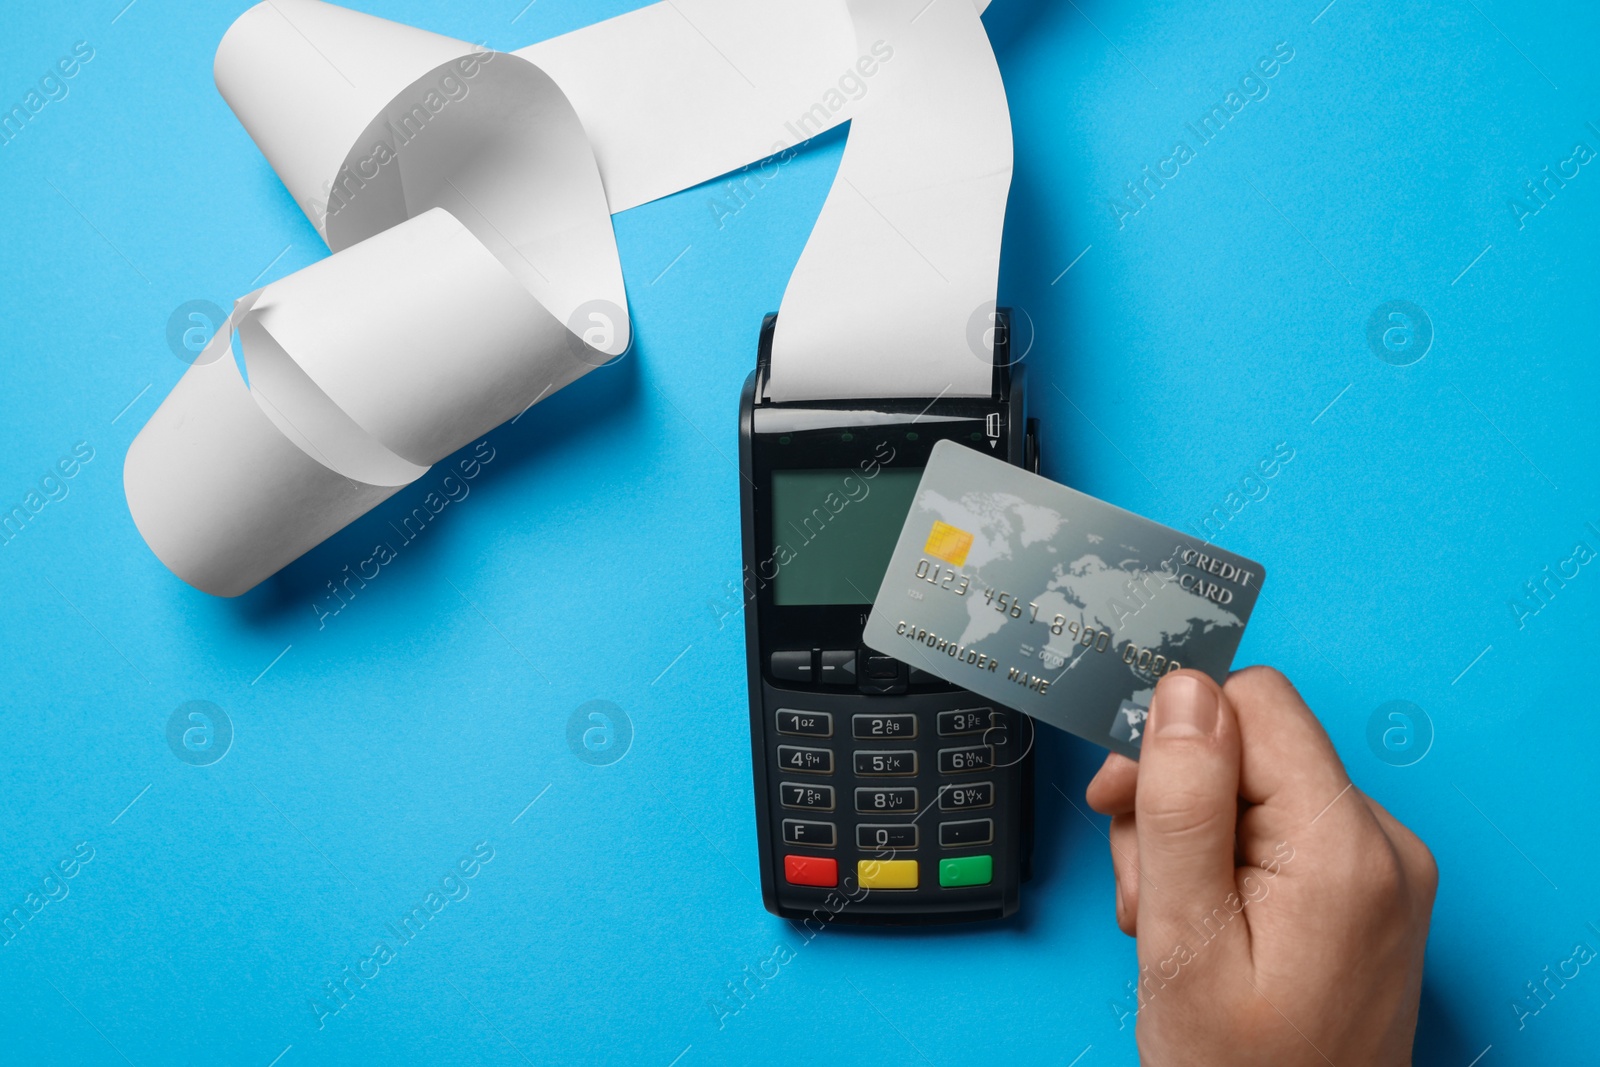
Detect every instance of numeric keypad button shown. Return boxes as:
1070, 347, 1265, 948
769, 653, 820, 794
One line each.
938, 782, 994, 810
857, 824, 918, 849
938, 745, 993, 774
855, 787, 918, 814
853, 713, 917, 740
780, 783, 835, 810
775, 710, 832, 737
938, 708, 997, 736
777, 746, 833, 775
853, 750, 917, 777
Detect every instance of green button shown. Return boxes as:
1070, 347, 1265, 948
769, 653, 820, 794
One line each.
939, 855, 993, 888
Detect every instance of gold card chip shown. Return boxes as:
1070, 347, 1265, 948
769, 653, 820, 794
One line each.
923, 521, 974, 566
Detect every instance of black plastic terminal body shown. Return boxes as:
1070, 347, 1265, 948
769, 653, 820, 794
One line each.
739, 311, 1041, 924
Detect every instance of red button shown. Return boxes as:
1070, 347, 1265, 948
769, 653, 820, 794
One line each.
784, 855, 837, 887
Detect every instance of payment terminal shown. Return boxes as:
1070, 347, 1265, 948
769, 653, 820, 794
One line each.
739, 312, 1038, 924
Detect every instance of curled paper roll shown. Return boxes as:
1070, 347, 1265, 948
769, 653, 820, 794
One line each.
125, 0, 1013, 596
126, 3, 626, 596
124, 291, 418, 600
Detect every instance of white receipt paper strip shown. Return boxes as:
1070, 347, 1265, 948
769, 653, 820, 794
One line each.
769, 0, 1011, 402
124, 0, 1011, 596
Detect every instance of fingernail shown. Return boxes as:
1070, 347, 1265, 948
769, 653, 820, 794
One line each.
1152, 675, 1218, 738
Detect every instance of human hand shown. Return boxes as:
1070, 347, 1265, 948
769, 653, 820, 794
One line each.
1085, 667, 1437, 1066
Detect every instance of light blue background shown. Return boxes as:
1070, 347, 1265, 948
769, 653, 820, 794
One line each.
2, 0, 1596, 1064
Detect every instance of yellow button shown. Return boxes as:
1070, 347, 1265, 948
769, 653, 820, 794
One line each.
857, 859, 919, 890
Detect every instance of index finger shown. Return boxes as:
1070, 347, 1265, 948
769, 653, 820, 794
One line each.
1225, 665, 1352, 820
1085, 752, 1138, 815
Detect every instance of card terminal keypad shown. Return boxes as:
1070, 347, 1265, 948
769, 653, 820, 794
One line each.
757, 648, 1030, 920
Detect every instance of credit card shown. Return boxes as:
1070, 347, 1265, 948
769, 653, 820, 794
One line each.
863, 440, 1265, 759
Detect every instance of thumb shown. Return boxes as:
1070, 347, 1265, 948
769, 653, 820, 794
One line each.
1133, 671, 1245, 956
